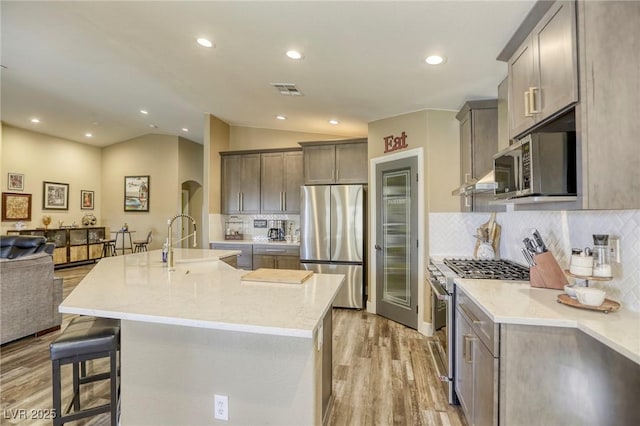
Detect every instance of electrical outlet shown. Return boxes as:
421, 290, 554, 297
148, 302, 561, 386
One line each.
214, 394, 228, 421
610, 237, 621, 263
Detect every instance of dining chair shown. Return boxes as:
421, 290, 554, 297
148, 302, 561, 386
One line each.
133, 231, 152, 253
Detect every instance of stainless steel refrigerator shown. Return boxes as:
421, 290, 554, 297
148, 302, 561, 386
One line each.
300, 185, 365, 308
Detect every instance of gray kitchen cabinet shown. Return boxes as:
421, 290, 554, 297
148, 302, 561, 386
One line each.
456, 100, 500, 212
497, 77, 510, 151
252, 244, 300, 270
210, 243, 253, 270
260, 150, 302, 214
303, 144, 336, 185
508, 0, 578, 138
221, 153, 260, 214
455, 288, 499, 426
576, 0, 640, 209
301, 139, 368, 185
335, 142, 368, 184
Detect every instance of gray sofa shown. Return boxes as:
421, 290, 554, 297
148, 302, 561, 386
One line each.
0, 235, 63, 344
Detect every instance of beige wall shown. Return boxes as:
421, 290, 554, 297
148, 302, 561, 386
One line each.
367, 109, 459, 329
0, 125, 102, 234
229, 126, 341, 151
101, 134, 180, 250
425, 110, 461, 212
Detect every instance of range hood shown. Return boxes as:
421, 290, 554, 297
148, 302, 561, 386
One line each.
451, 170, 497, 196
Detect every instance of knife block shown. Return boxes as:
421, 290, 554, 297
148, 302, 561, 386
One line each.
530, 252, 568, 290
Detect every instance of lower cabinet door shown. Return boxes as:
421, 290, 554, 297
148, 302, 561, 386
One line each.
473, 339, 498, 426
253, 254, 276, 269
275, 256, 300, 270
455, 308, 474, 421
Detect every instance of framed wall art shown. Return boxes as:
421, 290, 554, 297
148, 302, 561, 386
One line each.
7, 173, 24, 191
81, 190, 95, 210
43, 181, 69, 210
2, 192, 32, 221
124, 175, 149, 212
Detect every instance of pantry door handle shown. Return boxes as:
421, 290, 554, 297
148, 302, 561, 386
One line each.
374, 244, 382, 250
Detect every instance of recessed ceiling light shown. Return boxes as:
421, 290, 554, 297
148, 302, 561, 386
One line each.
149, 124, 158, 129
30, 118, 40, 123
197, 38, 213, 48
85, 133, 93, 138
329, 119, 340, 125
140, 109, 149, 115
286, 50, 303, 60
182, 128, 189, 132
276, 115, 287, 120
425, 55, 445, 65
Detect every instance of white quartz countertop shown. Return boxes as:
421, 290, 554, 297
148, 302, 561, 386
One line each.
59, 248, 343, 338
455, 278, 640, 365
211, 240, 300, 247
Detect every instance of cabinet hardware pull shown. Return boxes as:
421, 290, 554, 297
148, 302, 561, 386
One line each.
237, 193, 241, 212
464, 334, 474, 363
524, 89, 533, 117
464, 194, 471, 208
460, 303, 482, 325
283, 192, 286, 211
530, 86, 540, 114
240, 192, 244, 211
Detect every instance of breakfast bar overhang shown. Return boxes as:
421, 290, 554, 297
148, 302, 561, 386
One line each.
59, 249, 344, 425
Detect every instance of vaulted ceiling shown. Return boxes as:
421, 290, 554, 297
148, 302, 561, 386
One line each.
1, 1, 534, 147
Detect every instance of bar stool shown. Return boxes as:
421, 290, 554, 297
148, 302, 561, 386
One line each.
100, 238, 117, 257
50, 316, 120, 426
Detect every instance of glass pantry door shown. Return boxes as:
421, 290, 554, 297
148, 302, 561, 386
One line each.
375, 156, 418, 329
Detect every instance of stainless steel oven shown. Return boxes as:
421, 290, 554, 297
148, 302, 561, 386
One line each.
427, 258, 458, 405
428, 257, 529, 406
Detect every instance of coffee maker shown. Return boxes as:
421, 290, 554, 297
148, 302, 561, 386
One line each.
267, 220, 286, 241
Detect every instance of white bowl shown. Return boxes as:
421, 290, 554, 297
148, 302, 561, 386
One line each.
564, 284, 578, 298
574, 287, 606, 306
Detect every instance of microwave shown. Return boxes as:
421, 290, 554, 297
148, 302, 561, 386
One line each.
493, 132, 577, 199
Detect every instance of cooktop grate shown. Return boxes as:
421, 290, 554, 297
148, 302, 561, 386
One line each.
443, 258, 529, 281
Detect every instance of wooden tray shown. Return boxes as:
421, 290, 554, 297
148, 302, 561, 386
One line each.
557, 294, 620, 313
241, 268, 313, 284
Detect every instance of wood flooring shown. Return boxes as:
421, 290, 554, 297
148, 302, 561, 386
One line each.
1, 264, 465, 425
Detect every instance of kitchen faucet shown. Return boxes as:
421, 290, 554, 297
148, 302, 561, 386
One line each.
167, 214, 197, 268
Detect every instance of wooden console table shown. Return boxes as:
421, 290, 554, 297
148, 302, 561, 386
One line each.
7, 227, 106, 268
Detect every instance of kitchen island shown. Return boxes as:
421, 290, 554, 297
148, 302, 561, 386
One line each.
455, 278, 639, 426
59, 248, 344, 425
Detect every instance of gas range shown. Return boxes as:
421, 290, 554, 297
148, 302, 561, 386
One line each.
443, 258, 530, 281
426, 256, 529, 406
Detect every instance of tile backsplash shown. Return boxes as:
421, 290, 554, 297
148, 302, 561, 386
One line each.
211, 214, 300, 241
429, 210, 640, 312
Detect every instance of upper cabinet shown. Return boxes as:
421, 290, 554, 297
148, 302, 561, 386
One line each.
221, 149, 303, 215
577, 0, 640, 209
300, 139, 368, 185
261, 151, 303, 214
508, 0, 578, 138
499, 0, 639, 210
456, 100, 499, 212
221, 153, 261, 214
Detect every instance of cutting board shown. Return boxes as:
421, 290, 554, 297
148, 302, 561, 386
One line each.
474, 212, 501, 259
241, 268, 314, 284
